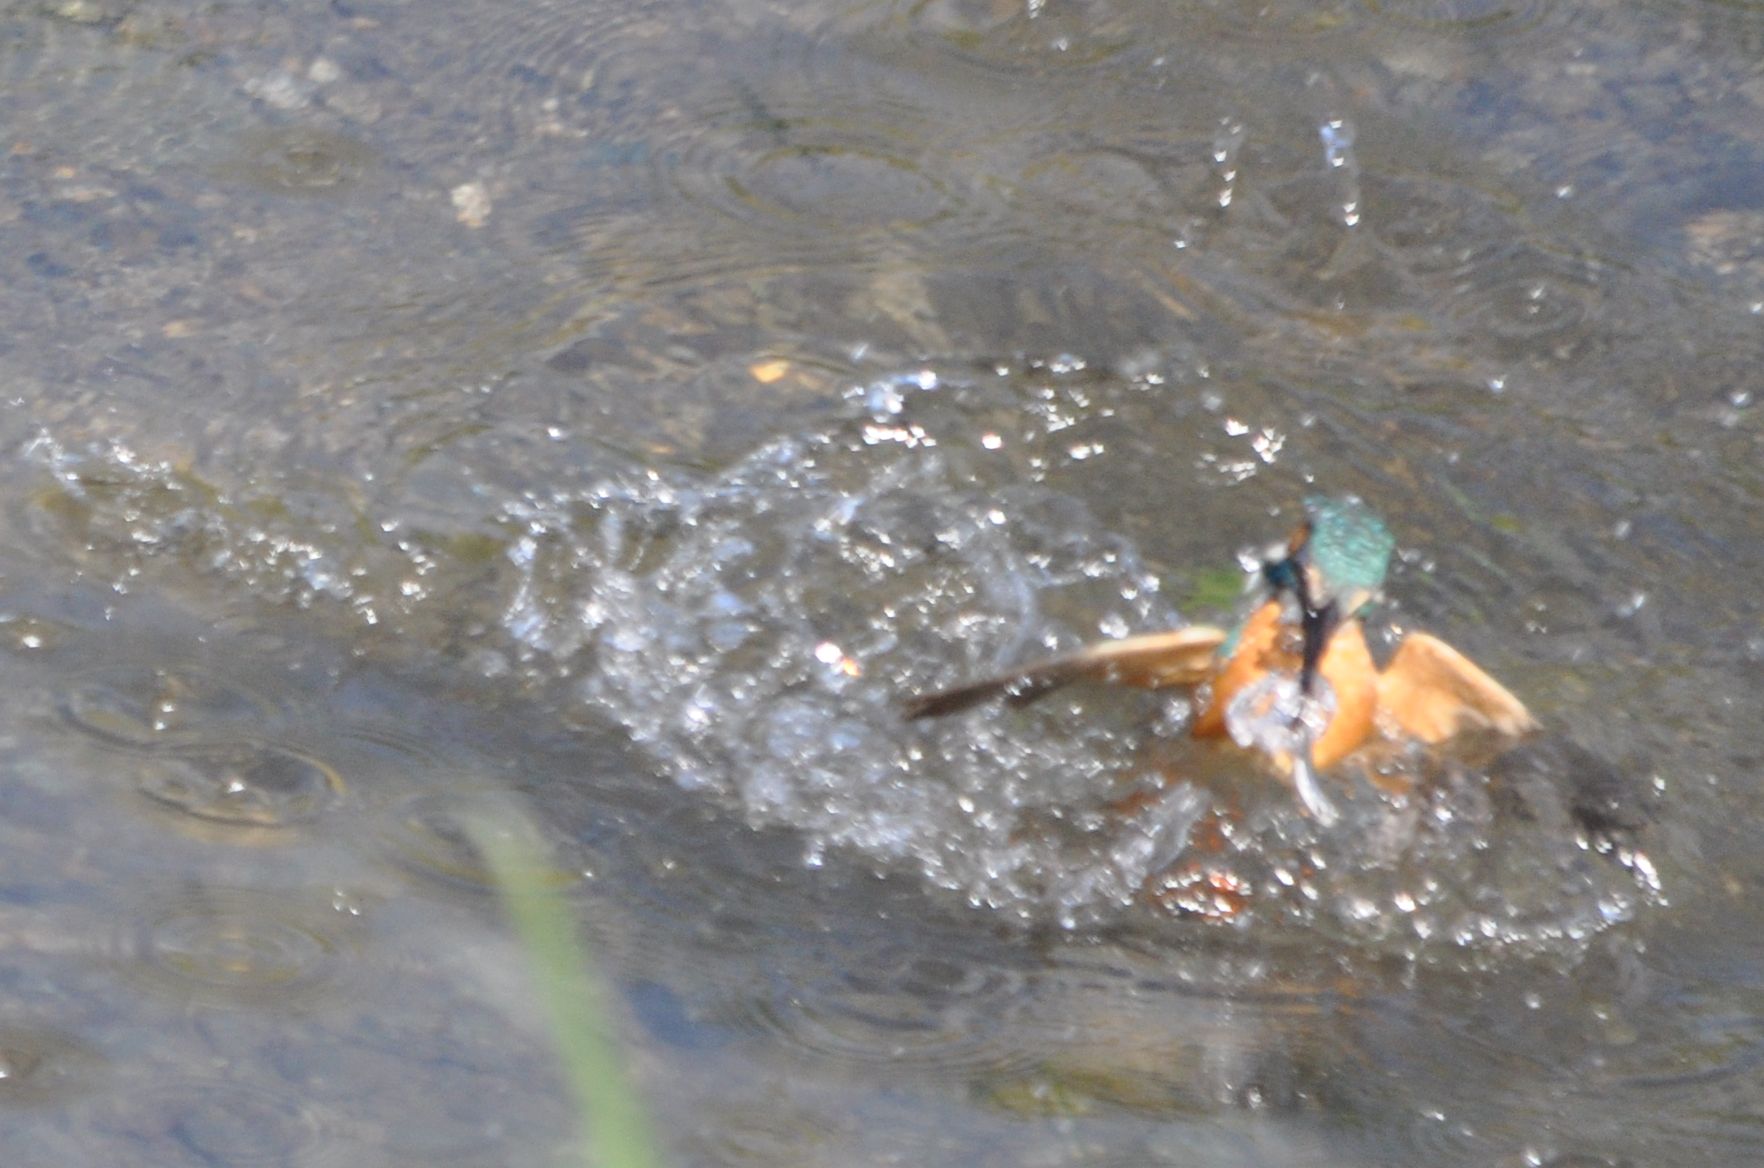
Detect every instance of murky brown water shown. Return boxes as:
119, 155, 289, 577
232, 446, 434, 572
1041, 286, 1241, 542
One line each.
1, 0, 1762, 1163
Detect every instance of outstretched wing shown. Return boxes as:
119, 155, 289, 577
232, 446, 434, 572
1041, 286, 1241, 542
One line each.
902, 626, 1228, 720
1376, 632, 1538, 743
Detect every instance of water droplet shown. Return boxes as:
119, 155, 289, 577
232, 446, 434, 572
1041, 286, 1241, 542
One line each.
1319, 116, 1361, 228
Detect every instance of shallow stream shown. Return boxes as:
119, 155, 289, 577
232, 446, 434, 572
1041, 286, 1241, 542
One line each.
1, 0, 1762, 1163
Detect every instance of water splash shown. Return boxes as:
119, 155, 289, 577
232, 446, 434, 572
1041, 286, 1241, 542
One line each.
1319, 116, 1361, 228
1212, 117, 1247, 211
16, 371, 1664, 953
1225, 672, 1339, 824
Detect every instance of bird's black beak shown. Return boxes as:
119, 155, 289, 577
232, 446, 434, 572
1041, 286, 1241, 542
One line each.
1260, 519, 1338, 698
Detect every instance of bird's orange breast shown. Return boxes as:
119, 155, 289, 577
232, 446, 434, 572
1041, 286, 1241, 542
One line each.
1189, 600, 1380, 770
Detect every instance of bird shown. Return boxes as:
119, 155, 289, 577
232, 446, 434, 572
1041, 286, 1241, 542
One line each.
902, 497, 1537, 819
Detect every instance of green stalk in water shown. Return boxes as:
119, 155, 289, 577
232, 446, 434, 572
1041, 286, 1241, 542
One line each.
463, 805, 665, 1168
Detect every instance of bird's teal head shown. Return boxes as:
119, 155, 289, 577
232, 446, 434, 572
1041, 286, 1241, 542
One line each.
1224, 496, 1394, 661
1299, 494, 1394, 618
1239, 494, 1393, 701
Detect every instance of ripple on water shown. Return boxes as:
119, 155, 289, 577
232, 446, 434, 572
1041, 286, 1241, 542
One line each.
977, 941, 1381, 1118
0, 1026, 108, 1107
898, 0, 1151, 74
1007, 133, 1239, 258
1359, 171, 1522, 280
435, 0, 676, 138
60, 661, 279, 751
83, 1077, 339, 1168
135, 741, 346, 827
1441, 243, 1612, 361
717, 937, 1043, 1084
282, 721, 450, 796
624, 85, 989, 288
114, 886, 363, 1009
0, 612, 74, 656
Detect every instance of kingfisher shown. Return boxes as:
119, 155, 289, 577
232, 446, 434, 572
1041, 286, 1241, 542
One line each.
903, 497, 1536, 820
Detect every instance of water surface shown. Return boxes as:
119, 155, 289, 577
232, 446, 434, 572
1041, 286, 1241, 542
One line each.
1, 0, 1762, 1163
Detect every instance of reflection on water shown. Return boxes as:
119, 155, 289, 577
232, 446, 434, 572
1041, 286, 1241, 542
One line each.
3, 0, 1764, 1162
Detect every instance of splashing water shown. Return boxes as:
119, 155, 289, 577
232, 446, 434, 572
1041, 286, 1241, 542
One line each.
572, 384, 1190, 920
17, 369, 1664, 950
1225, 671, 1339, 824
1319, 116, 1361, 228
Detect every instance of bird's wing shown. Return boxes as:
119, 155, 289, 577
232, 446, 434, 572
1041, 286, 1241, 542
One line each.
1376, 632, 1538, 743
902, 626, 1228, 720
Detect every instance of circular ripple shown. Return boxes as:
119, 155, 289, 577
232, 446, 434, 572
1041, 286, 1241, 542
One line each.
1361, 171, 1521, 279
646, 100, 965, 278
718, 941, 1040, 1083
1442, 245, 1609, 359
434, 0, 676, 138
85, 1077, 335, 1168
60, 662, 278, 750
0, 612, 73, 656
116, 887, 360, 1007
0, 1026, 108, 1107
1010, 135, 1230, 250
136, 742, 345, 826
902, 0, 1147, 73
